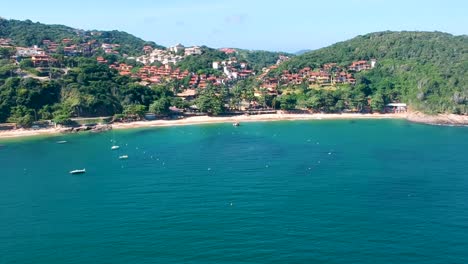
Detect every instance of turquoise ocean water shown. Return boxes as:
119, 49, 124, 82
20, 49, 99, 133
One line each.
0, 120, 467, 263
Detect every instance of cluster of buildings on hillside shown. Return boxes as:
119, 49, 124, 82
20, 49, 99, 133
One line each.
14, 45, 54, 66
136, 48, 183, 65
3, 36, 127, 68
136, 43, 202, 65
111, 63, 190, 84
99, 53, 256, 89
41, 38, 98, 56
257, 59, 377, 95
100, 59, 252, 91
101, 43, 121, 55
1, 38, 56, 66
212, 57, 255, 80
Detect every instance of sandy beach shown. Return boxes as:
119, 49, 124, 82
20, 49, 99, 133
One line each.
0, 112, 466, 139
111, 112, 406, 129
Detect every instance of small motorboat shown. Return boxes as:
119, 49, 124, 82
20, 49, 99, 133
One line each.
233, 122, 240, 127
119, 155, 129, 160
57, 140, 67, 144
111, 145, 120, 150
70, 169, 86, 175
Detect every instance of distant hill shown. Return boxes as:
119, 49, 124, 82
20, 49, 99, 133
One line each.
294, 49, 311, 55
0, 18, 164, 55
236, 49, 293, 72
280, 31, 468, 114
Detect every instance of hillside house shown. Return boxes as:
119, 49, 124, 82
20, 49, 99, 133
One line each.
96, 56, 108, 64
16, 46, 46, 57
219, 48, 237, 54
31, 54, 53, 66
348, 60, 371, 72
185, 46, 202, 56
169, 43, 185, 53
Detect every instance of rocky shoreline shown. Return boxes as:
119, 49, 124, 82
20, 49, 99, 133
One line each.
406, 112, 468, 126
59, 124, 112, 134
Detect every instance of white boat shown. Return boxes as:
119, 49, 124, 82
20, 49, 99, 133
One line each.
119, 155, 129, 160
233, 122, 240, 126
70, 169, 86, 174
57, 140, 67, 144
111, 145, 120, 150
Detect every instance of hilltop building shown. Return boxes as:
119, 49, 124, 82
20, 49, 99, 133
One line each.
168, 43, 185, 53
184, 46, 202, 56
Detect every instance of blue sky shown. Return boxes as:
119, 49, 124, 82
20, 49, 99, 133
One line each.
2, 0, 467, 52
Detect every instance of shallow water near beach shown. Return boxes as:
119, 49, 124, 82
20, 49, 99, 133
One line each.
1, 119, 468, 263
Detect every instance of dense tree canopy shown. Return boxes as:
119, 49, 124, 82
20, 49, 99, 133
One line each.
0, 19, 78, 47
177, 47, 228, 72
0, 58, 171, 124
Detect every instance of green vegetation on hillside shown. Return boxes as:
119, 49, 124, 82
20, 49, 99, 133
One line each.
89, 30, 164, 56
1, 20, 466, 128
236, 50, 292, 72
0, 19, 163, 55
0, 58, 174, 125
279, 31, 467, 114
0, 19, 78, 46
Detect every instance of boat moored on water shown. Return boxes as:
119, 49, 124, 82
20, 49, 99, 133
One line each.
119, 155, 129, 160
111, 145, 120, 150
233, 122, 240, 127
57, 141, 67, 144
69, 169, 86, 175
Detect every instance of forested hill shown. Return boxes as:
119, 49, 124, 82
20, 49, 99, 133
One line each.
282, 31, 466, 68
235, 49, 293, 72
0, 18, 164, 54
280, 31, 467, 114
